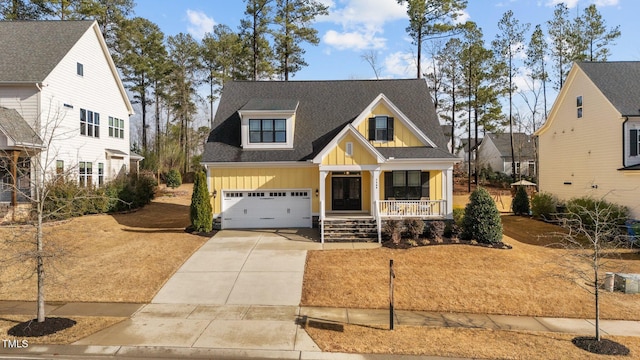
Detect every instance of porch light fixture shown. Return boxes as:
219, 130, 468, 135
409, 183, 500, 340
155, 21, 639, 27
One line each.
213, 189, 217, 198
315, 188, 319, 197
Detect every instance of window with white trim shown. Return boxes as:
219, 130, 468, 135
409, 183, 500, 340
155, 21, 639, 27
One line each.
577, 96, 583, 118
630, 129, 640, 157
249, 119, 286, 143
368, 116, 394, 141
345, 142, 353, 156
109, 117, 125, 139
80, 109, 100, 138
98, 163, 104, 186
79, 161, 92, 187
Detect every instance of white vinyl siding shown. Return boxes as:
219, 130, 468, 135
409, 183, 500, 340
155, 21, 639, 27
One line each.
38, 24, 130, 183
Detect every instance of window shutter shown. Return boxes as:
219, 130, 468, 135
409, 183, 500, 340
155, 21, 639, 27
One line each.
368, 118, 375, 140
631, 129, 638, 157
387, 117, 394, 141
384, 172, 393, 199
421, 172, 430, 198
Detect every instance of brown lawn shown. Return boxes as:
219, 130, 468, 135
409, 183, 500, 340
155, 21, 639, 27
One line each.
0, 316, 125, 345
307, 325, 640, 360
302, 218, 640, 320
0, 184, 207, 303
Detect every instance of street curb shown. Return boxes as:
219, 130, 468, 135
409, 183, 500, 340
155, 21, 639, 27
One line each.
0, 345, 472, 360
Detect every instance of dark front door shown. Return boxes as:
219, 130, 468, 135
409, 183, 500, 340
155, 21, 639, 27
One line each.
332, 177, 361, 211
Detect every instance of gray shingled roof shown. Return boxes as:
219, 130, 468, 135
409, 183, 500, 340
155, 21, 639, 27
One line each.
578, 62, 640, 117
0, 20, 94, 83
485, 132, 535, 159
203, 79, 455, 163
240, 98, 299, 111
0, 107, 43, 146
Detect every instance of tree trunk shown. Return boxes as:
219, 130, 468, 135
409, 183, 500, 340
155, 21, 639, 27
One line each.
141, 74, 147, 152
37, 204, 45, 322
509, 58, 517, 182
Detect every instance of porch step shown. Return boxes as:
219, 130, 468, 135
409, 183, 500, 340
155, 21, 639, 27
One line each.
323, 218, 378, 243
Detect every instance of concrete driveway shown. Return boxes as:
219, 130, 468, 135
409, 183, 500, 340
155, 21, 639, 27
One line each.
76, 229, 333, 351
152, 229, 323, 306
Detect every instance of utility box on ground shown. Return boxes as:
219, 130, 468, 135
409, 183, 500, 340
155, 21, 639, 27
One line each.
614, 273, 640, 294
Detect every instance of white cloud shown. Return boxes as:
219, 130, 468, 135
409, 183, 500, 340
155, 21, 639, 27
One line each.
320, 0, 407, 51
545, 0, 579, 8
186, 9, 215, 40
455, 10, 470, 24
383, 51, 417, 78
324, 30, 386, 50
594, 0, 619, 6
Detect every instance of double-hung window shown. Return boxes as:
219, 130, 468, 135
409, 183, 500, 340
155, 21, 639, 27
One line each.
249, 119, 286, 143
79, 161, 92, 187
98, 163, 104, 186
80, 109, 100, 138
631, 129, 640, 157
109, 117, 125, 139
384, 171, 430, 200
368, 116, 394, 141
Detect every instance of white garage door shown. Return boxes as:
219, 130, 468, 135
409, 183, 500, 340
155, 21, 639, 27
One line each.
221, 189, 312, 229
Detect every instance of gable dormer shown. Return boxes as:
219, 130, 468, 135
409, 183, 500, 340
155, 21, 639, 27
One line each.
238, 99, 298, 149
351, 94, 437, 148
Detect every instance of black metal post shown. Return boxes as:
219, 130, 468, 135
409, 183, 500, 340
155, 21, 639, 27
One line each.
389, 259, 395, 330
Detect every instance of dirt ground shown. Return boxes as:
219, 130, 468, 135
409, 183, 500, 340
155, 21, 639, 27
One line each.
0, 184, 207, 303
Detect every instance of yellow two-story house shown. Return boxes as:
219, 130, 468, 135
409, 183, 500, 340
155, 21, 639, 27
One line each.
536, 62, 640, 219
202, 79, 459, 242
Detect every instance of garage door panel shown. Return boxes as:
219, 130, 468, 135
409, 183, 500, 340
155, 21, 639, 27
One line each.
222, 190, 311, 229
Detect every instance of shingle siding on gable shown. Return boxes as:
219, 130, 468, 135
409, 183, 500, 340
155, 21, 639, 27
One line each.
539, 64, 640, 218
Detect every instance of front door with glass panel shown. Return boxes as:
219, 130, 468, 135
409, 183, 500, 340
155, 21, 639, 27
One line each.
331, 177, 361, 211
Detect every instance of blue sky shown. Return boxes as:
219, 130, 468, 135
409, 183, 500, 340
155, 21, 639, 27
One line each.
129, 0, 638, 133
134, 0, 638, 80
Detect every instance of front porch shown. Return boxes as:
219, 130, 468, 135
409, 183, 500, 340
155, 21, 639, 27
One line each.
318, 168, 453, 243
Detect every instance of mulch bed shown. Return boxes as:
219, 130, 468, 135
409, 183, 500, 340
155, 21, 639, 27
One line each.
8, 317, 76, 337
572, 336, 630, 356
382, 237, 512, 250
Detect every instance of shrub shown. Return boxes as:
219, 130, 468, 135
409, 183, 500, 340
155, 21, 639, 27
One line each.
190, 171, 213, 232
512, 186, 530, 216
43, 178, 88, 220
565, 197, 629, 240
404, 218, 425, 240
531, 192, 558, 220
165, 169, 182, 189
462, 187, 503, 244
382, 219, 402, 244
444, 221, 461, 238
427, 221, 446, 240
452, 208, 465, 227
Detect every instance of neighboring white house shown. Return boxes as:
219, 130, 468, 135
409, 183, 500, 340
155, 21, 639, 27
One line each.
535, 61, 640, 219
0, 20, 134, 206
478, 133, 536, 177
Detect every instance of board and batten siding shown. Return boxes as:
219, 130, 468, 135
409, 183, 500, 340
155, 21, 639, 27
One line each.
39, 25, 130, 183
321, 132, 378, 166
209, 166, 320, 214
356, 102, 423, 147
538, 66, 640, 218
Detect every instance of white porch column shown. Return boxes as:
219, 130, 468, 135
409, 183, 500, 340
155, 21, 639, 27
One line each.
319, 170, 329, 219
369, 169, 380, 215
444, 167, 453, 219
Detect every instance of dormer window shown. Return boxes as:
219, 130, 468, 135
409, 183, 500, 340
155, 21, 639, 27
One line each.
249, 119, 286, 143
368, 116, 394, 141
238, 98, 298, 149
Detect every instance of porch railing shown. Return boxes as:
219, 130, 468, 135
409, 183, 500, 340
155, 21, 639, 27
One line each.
377, 199, 446, 218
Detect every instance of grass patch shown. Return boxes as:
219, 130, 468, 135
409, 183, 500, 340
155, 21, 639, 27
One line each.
0, 315, 125, 345
0, 184, 207, 303
307, 325, 640, 359
302, 236, 640, 319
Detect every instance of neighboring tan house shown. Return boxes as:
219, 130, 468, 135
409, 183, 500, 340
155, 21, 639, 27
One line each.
535, 61, 640, 219
0, 21, 134, 213
478, 132, 536, 177
202, 79, 459, 242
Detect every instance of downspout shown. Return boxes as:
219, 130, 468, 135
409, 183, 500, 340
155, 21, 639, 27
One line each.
622, 117, 628, 169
